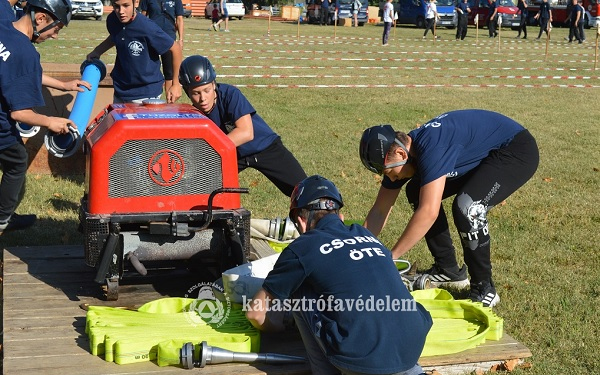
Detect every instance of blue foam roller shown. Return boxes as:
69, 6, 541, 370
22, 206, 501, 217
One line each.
45, 59, 107, 158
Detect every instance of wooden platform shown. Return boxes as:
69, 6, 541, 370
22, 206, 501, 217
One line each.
2, 246, 531, 375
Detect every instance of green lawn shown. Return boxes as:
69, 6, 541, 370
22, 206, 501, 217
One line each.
2, 16, 600, 374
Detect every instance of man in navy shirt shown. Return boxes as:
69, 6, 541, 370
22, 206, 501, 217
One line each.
179, 55, 307, 197
320, 0, 329, 25
359, 110, 539, 307
140, 0, 184, 95
246, 175, 432, 374
487, 0, 498, 38
87, 0, 182, 103
534, 0, 552, 39
0, 0, 75, 234
455, 0, 470, 40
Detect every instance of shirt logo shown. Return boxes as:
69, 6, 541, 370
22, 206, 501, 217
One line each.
128, 40, 144, 57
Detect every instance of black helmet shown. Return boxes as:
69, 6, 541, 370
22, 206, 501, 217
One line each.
359, 125, 409, 175
27, 0, 73, 26
179, 55, 217, 91
290, 175, 343, 214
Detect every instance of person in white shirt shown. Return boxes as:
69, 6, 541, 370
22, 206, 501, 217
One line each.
382, 0, 393, 46
423, 0, 438, 39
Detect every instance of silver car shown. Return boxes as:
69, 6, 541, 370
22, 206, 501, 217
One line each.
71, 0, 103, 20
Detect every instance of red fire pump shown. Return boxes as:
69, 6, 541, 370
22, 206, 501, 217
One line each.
79, 102, 250, 300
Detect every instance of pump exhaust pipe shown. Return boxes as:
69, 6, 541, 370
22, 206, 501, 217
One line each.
45, 58, 106, 158
180, 341, 307, 369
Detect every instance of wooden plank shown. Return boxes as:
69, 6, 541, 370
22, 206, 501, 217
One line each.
4, 245, 84, 260
3, 246, 531, 375
419, 334, 532, 366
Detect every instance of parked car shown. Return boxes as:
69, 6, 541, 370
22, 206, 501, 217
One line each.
71, 0, 103, 20
467, 0, 521, 29
204, 0, 246, 19
183, 2, 192, 17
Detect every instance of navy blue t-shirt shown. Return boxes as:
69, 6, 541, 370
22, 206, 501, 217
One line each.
0, 22, 45, 151
383, 109, 525, 189
263, 214, 432, 373
107, 12, 174, 101
139, 0, 183, 39
539, 1, 551, 19
457, 1, 469, 15
207, 83, 280, 158
488, 1, 497, 17
517, 0, 528, 17
0, 0, 16, 22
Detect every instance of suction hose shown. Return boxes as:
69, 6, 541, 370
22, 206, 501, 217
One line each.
45, 58, 106, 158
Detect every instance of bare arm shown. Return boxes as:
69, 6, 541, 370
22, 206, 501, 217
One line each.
42, 75, 92, 92
11, 109, 72, 134
389, 176, 446, 259
245, 288, 286, 332
364, 185, 401, 236
166, 41, 183, 103
176, 15, 184, 48
226, 113, 254, 146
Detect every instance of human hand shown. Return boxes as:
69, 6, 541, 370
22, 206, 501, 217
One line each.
47, 117, 73, 134
64, 79, 92, 92
86, 51, 100, 61
167, 84, 182, 103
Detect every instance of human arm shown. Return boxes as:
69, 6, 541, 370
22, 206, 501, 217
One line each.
87, 36, 114, 61
11, 109, 71, 134
364, 185, 401, 237
176, 15, 184, 48
389, 176, 446, 259
166, 41, 182, 103
226, 113, 254, 146
41, 75, 92, 92
245, 288, 286, 332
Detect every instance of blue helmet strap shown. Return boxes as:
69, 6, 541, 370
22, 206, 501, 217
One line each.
384, 138, 411, 169
30, 9, 61, 41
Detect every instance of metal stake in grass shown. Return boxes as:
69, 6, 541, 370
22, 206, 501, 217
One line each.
497, 14, 502, 52
595, 22, 599, 70
394, 12, 398, 42
475, 14, 479, 45
545, 21, 551, 61
267, 6, 272, 37
334, 9, 338, 42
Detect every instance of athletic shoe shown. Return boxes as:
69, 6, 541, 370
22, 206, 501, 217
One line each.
470, 280, 500, 308
0, 213, 37, 235
422, 263, 470, 289
212, 24, 218, 31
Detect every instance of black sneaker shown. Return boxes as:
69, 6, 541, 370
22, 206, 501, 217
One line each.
0, 213, 37, 235
470, 280, 500, 307
422, 264, 470, 289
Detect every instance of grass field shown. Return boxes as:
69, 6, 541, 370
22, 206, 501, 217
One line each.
2, 16, 600, 374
